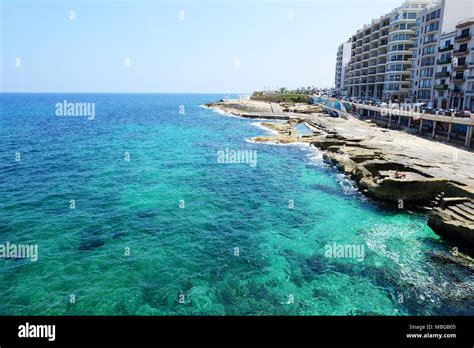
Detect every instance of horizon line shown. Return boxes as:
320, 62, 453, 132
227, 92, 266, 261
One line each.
0, 91, 254, 95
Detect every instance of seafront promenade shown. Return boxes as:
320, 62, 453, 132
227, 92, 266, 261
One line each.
314, 97, 474, 148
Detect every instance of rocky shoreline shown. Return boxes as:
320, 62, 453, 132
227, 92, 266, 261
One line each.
206, 99, 474, 259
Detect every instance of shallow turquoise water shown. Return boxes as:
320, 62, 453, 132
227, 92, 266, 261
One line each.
0, 93, 472, 315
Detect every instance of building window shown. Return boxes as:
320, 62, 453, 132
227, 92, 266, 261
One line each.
419, 79, 432, 88
425, 9, 440, 22
425, 21, 439, 33
440, 53, 451, 60
420, 68, 433, 77
422, 45, 436, 55
420, 56, 435, 66
423, 34, 438, 44
419, 90, 431, 99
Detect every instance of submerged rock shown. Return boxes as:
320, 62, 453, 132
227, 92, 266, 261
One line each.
427, 250, 474, 272
78, 238, 105, 251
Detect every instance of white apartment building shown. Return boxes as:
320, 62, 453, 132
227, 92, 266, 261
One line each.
409, 0, 474, 106
346, 0, 434, 102
335, 40, 352, 96
452, 18, 474, 111
434, 31, 456, 108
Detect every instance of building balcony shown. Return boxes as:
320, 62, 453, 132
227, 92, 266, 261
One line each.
435, 71, 450, 78
389, 39, 413, 45
388, 59, 411, 64
424, 27, 440, 35
454, 63, 468, 70
452, 76, 465, 84
438, 44, 453, 52
389, 49, 413, 55
455, 34, 471, 43
422, 37, 438, 45
425, 16, 440, 24
390, 18, 415, 26
390, 28, 414, 35
384, 88, 409, 94
385, 70, 411, 76
434, 84, 448, 90
384, 79, 409, 85
437, 58, 452, 65
453, 49, 469, 57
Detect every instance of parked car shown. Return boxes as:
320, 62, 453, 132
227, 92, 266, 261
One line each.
419, 105, 432, 113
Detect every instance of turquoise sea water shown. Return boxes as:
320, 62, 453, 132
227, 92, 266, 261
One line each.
0, 93, 472, 315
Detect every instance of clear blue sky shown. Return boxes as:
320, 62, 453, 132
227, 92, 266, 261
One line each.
1, 0, 402, 93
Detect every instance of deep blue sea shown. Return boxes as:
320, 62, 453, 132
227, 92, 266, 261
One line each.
0, 93, 472, 315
